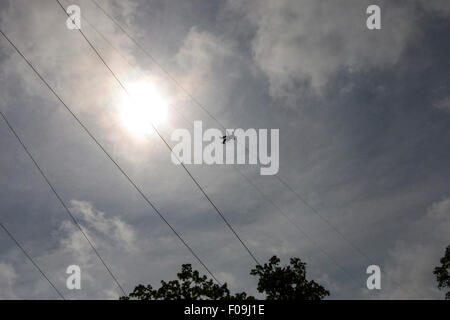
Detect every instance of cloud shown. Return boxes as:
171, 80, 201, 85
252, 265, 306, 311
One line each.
379, 197, 450, 299
0, 200, 140, 299
226, 0, 449, 101
67, 200, 137, 253
175, 27, 234, 82
418, 0, 450, 16
173, 26, 242, 118
434, 96, 450, 112
0, 263, 18, 299
41, 199, 140, 298
1, 0, 450, 300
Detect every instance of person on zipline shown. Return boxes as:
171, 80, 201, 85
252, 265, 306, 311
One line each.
222, 130, 236, 144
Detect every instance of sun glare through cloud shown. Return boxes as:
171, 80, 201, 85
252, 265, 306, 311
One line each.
0, 0, 449, 306
119, 82, 168, 138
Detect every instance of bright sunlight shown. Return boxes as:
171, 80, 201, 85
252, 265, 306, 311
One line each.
120, 82, 168, 138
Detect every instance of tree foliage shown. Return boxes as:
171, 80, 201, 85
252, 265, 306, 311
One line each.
250, 256, 329, 300
120, 264, 251, 300
120, 255, 329, 300
434, 244, 450, 300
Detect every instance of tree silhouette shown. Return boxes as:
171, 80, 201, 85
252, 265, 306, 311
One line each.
434, 244, 450, 300
120, 263, 251, 300
120, 255, 329, 300
250, 256, 329, 300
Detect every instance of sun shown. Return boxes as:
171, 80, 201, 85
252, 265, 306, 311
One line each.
119, 82, 168, 138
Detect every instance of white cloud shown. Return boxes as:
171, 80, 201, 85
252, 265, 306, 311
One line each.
0, 200, 141, 299
1, 0, 449, 300
226, 0, 449, 100
173, 26, 240, 110
68, 200, 137, 253
35, 199, 140, 298
176, 27, 234, 80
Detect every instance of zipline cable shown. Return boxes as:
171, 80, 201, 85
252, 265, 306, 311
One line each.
0, 28, 221, 285
88, 0, 377, 268
56, 0, 260, 266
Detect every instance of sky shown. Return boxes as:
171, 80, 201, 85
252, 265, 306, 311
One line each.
0, 0, 449, 299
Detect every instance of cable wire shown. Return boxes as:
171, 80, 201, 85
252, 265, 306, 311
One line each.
0, 28, 221, 285
0, 221, 65, 299
56, 0, 260, 266
89, 0, 227, 131
87, 0, 377, 268
0, 109, 126, 296
70, 6, 361, 285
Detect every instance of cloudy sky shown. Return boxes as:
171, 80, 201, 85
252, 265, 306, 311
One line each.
0, 0, 449, 299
